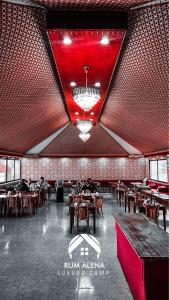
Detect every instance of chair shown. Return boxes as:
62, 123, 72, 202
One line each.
145, 204, 160, 223
95, 197, 103, 215
76, 206, 89, 234
21, 194, 33, 216
38, 189, 46, 207
6, 196, 18, 217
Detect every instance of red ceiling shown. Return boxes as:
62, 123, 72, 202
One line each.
0, 1, 69, 154
100, 3, 169, 153
33, 0, 150, 10
40, 124, 128, 156
48, 30, 125, 124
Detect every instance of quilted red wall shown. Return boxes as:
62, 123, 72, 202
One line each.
21, 157, 146, 180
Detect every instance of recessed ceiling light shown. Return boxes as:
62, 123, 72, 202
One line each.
90, 112, 94, 115
70, 81, 76, 87
76, 118, 80, 121
63, 36, 72, 45
95, 82, 101, 87
75, 112, 79, 115
90, 118, 93, 121
100, 36, 109, 45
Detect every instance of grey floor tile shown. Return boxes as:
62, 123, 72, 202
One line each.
0, 193, 135, 300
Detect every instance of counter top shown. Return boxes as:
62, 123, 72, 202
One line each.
114, 213, 169, 259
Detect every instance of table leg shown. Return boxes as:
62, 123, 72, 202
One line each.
93, 208, 96, 234
125, 196, 127, 212
128, 198, 130, 213
70, 207, 74, 234
163, 208, 166, 231
133, 202, 136, 213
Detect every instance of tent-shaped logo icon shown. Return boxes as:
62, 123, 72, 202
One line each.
68, 234, 101, 259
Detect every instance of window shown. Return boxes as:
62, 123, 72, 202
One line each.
0, 158, 21, 183
0, 159, 6, 183
150, 160, 158, 181
158, 160, 167, 182
7, 159, 15, 181
149, 159, 168, 182
15, 160, 21, 180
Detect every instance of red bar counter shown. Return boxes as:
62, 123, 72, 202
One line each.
114, 213, 169, 300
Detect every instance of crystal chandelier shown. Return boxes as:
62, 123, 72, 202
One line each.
79, 132, 91, 142
72, 66, 100, 111
77, 120, 93, 133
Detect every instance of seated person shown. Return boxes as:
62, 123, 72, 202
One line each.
27, 178, 35, 191
35, 176, 49, 190
16, 179, 29, 192
117, 180, 124, 188
143, 177, 148, 185
76, 181, 82, 194
82, 178, 96, 193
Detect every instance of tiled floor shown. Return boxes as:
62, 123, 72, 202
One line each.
0, 192, 168, 300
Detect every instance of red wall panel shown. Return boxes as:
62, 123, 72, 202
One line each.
21, 157, 146, 180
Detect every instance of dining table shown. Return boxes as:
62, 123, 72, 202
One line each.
124, 192, 136, 213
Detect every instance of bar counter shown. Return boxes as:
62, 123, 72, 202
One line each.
114, 213, 169, 300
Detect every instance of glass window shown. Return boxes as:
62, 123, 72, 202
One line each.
15, 160, 21, 180
7, 159, 15, 181
150, 160, 158, 180
0, 159, 6, 183
158, 160, 167, 182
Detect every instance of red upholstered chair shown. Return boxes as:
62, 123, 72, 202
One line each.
76, 207, 89, 234
145, 204, 160, 223
95, 197, 103, 214
6, 196, 18, 217
21, 194, 33, 216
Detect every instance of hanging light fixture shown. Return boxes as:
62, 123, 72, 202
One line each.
72, 66, 100, 111
77, 120, 93, 133
79, 132, 91, 142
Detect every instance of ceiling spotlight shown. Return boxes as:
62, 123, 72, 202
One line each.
90, 112, 94, 115
95, 82, 101, 87
63, 36, 72, 45
75, 112, 79, 115
70, 81, 76, 87
76, 118, 80, 121
100, 36, 109, 45
90, 118, 93, 121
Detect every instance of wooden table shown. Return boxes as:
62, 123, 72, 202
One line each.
124, 193, 136, 213
137, 185, 151, 192
70, 203, 96, 234
117, 188, 125, 206
130, 182, 142, 187
114, 213, 169, 300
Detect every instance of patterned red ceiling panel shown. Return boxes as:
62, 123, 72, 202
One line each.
100, 3, 169, 154
33, 0, 149, 10
0, 1, 69, 154
48, 29, 125, 124
41, 124, 128, 156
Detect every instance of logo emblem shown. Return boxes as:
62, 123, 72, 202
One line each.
68, 234, 101, 259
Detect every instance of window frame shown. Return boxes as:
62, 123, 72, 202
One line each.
149, 159, 168, 183
0, 158, 21, 183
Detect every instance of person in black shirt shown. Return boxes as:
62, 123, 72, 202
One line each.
16, 179, 29, 192
82, 178, 96, 193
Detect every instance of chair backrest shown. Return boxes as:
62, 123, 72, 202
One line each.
22, 195, 30, 207
145, 204, 160, 221
78, 207, 88, 220
95, 198, 103, 209
8, 196, 16, 208
73, 195, 81, 203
